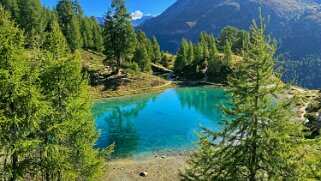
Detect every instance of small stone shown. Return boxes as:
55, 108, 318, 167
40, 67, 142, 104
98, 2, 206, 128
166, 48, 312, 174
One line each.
161, 156, 166, 159
120, 168, 123, 170
139, 171, 148, 177
154, 155, 158, 158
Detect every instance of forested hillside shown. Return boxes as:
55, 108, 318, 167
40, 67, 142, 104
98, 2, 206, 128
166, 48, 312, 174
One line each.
0, 0, 171, 178
139, 0, 321, 88
0, 0, 103, 52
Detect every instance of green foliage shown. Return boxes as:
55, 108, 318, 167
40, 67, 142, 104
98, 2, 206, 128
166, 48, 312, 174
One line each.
124, 61, 140, 76
282, 55, 321, 89
17, 0, 47, 46
133, 44, 151, 72
0, 6, 48, 180
56, 0, 83, 51
0, 8, 112, 180
182, 13, 305, 180
174, 39, 189, 72
81, 16, 94, 49
40, 19, 105, 180
187, 41, 194, 65
151, 36, 162, 63
161, 51, 173, 68
223, 40, 233, 66
174, 32, 230, 82
0, 0, 19, 19
103, 0, 136, 73
218, 26, 247, 54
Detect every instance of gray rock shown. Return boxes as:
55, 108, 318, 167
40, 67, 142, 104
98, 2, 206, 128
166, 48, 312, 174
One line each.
139, 171, 148, 177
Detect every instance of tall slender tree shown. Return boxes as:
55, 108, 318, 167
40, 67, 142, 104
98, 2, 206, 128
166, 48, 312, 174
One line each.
133, 44, 151, 72
209, 35, 218, 60
187, 41, 195, 65
174, 39, 189, 72
0, 7, 48, 180
103, 0, 136, 74
223, 40, 233, 67
39, 19, 106, 180
182, 13, 303, 181
17, 0, 47, 45
56, 0, 83, 51
0, 0, 19, 20
151, 36, 162, 63
90, 17, 104, 52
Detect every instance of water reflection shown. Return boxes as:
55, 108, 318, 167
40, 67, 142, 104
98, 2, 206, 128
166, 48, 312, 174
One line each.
175, 86, 228, 121
94, 93, 159, 157
93, 87, 227, 157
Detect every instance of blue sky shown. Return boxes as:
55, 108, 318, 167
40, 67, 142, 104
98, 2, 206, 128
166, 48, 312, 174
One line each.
40, 0, 176, 18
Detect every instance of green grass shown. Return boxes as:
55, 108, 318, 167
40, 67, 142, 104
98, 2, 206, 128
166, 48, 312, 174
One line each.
79, 50, 172, 98
89, 73, 172, 98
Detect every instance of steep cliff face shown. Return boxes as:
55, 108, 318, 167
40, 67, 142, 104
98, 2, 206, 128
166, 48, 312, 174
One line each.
139, 0, 321, 58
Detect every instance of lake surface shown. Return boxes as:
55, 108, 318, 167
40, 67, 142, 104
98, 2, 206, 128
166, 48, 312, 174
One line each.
93, 86, 228, 158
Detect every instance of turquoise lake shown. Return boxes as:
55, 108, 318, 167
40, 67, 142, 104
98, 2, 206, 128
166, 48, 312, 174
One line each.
92, 86, 228, 158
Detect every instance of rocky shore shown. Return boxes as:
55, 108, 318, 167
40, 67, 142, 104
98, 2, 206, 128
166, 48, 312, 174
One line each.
104, 155, 188, 181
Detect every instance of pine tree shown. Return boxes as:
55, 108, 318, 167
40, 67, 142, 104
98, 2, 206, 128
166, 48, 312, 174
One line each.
223, 40, 233, 67
209, 35, 218, 60
90, 17, 104, 52
0, 0, 19, 20
174, 39, 188, 72
0, 7, 48, 180
218, 26, 247, 54
187, 41, 194, 65
182, 14, 304, 181
195, 42, 204, 64
132, 31, 152, 72
151, 36, 162, 63
17, 0, 47, 46
81, 16, 94, 49
72, 0, 83, 16
103, 0, 136, 74
56, 0, 83, 51
39, 19, 107, 180
133, 44, 151, 72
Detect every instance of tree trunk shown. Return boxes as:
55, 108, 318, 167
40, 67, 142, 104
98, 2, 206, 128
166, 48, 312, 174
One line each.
10, 151, 18, 181
116, 55, 121, 75
250, 71, 260, 181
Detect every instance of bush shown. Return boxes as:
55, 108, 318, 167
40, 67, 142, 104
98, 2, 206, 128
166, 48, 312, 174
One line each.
124, 62, 140, 76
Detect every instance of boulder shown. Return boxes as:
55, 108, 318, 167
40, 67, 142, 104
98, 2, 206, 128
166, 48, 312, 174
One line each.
139, 171, 148, 177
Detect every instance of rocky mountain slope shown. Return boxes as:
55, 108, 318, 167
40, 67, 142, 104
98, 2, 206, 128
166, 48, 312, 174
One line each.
138, 0, 321, 58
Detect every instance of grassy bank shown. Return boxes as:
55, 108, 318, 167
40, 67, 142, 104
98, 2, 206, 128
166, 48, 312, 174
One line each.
80, 50, 173, 99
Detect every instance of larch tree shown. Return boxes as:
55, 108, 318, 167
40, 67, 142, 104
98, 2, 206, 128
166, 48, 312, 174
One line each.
0, 0, 19, 20
39, 19, 107, 180
90, 17, 104, 52
133, 44, 151, 72
17, 0, 47, 46
0, 7, 48, 180
187, 41, 195, 65
223, 40, 233, 67
181, 13, 304, 181
103, 0, 136, 74
208, 35, 219, 60
151, 36, 162, 63
174, 39, 189, 72
81, 16, 94, 49
56, 0, 83, 51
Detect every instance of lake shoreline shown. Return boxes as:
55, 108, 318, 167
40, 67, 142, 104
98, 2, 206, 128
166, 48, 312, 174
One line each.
104, 155, 188, 181
93, 82, 227, 100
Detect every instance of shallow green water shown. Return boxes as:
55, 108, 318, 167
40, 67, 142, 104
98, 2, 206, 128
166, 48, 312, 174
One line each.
92, 86, 228, 158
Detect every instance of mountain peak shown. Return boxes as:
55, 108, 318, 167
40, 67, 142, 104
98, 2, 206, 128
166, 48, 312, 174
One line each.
138, 0, 321, 58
